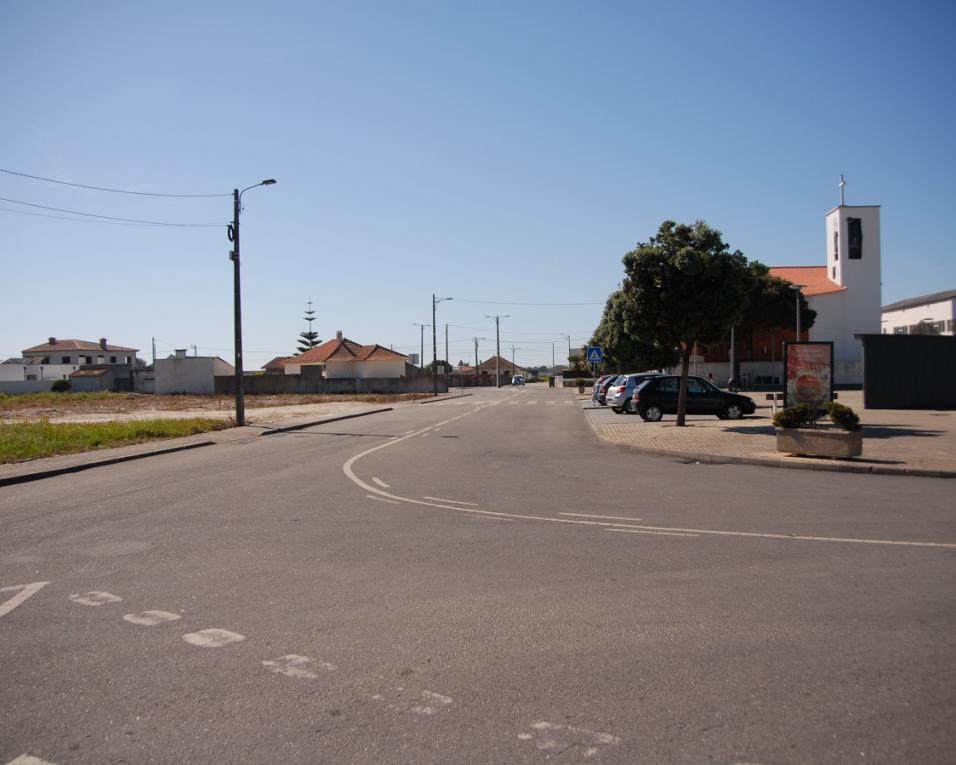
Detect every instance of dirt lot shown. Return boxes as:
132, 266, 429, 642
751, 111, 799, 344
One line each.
0, 392, 427, 424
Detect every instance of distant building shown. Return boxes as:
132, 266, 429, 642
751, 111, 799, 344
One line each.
155, 349, 235, 394
881, 288, 955, 336
0, 336, 140, 393
282, 331, 408, 378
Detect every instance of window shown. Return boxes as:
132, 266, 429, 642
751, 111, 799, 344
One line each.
658, 378, 679, 393
833, 230, 839, 260
41, 357, 49, 364
61, 356, 71, 364
847, 217, 862, 259
948, 319, 955, 332
110, 356, 117, 363
893, 326, 908, 335
687, 379, 707, 394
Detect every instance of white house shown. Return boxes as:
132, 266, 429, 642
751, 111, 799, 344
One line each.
881, 288, 956, 336
155, 350, 235, 394
282, 331, 408, 378
0, 337, 140, 393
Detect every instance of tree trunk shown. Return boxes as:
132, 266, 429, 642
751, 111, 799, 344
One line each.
676, 344, 692, 427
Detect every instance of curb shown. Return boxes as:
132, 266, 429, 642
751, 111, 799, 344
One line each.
612, 442, 956, 479
418, 393, 473, 405
259, 407, 393, 435
0, 441, 217, 487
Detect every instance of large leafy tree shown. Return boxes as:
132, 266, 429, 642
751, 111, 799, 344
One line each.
622, 220, 751, 426
590, 290, 678, 373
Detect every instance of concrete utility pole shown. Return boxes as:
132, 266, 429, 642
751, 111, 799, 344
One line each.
228, 178, 276, 426
413, 323, 429, 370
789, 284, 806, 341
432, 294, 452, 396
485, 314, 509, 388
473, 337, 484, 387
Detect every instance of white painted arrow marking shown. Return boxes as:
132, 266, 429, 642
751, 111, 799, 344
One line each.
0, 582, 50, 619
123, 610, 182, 626
182, 628, 246, 648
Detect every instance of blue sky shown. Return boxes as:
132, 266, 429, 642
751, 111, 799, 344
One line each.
2, 1, 954, 370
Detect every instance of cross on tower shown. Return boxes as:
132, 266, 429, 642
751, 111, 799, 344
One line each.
838, 174, 846, 205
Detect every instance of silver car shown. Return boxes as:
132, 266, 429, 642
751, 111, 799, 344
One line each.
608, 373, 663, 414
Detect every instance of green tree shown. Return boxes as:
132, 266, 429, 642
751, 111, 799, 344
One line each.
622, 220, 751, 426
590, 290, 679, 373
297, 300, 320, 354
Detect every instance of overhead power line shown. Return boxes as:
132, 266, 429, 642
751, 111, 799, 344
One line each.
452, 298, 604, 306
0, 167, 230, 198
0, 195, 224, 227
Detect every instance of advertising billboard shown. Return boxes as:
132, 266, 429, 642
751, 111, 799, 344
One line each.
784, 342, 834, 410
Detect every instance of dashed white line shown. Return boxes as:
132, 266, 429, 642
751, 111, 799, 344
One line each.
123, 610, 182, 626
607, 528, 699, 538
182, 629, 246, 648
68, 591, 122, 607
262, 654, 334, 679
561, 513, 642, 522
368, 494, 400, 505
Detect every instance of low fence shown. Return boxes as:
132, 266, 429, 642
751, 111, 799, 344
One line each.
214, 371, 447, 395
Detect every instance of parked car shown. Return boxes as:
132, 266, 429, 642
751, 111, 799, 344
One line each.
597, 374, 625, 405
591, 374, 612, 403
607, 373, 663, 413
630, 375, 756, 421
511, 375, 525, 386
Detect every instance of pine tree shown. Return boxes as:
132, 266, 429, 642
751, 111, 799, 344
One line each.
297, 300, 320, 353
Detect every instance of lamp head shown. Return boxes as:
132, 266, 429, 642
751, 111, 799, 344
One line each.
261, 179, 277, 186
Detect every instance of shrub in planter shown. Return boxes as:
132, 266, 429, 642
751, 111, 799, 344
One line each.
826, 401, 861, 431
50, 379, 71, 393
575, 377, 586, 393
774, 401, 863, 458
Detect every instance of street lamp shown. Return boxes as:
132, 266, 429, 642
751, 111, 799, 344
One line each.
789, 284, 806, 340
560, 333, 571, 365
412, 323, 430, 369
432, 294, 452, 396
485, 314, 510, 388
228, 178, 276, 426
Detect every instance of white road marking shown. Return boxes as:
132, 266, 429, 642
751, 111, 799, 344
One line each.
368, 494, 400, 505
518, 721, 620, 757
68, 591, 122, 607
561, 512, 642, 522
607, 528, 699, 538
372, 688, 454, 715
123, 610, 182, 626
7, 755, 58, 765
182, 629, 246, 648
0, 581, 50, 619
372, 477, 390, 488
339, 393, 952, 550
422, 496, 479, 506
609, 525, 956, 548
262, 654, 334, 679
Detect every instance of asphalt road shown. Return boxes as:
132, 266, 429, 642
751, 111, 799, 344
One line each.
1, 386, 954, 764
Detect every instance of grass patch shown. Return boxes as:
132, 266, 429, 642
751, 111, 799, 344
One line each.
0, 418, 230, 463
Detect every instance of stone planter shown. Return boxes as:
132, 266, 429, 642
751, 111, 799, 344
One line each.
775, 426, 863, 458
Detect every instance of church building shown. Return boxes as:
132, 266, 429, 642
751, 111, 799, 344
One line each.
697, 179, 883, 387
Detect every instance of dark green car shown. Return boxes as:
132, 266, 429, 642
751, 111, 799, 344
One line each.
632, 375, 756, 421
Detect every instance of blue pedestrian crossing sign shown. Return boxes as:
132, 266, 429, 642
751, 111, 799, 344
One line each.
586, 346, 604, 363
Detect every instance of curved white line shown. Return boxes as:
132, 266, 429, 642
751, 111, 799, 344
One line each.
341, 397, 955, 549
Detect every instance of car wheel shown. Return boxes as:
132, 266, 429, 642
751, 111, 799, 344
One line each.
641, 405, 663, 422
623, 398, 636, 414
611, 406, 622, 414
723, 403, 744, 420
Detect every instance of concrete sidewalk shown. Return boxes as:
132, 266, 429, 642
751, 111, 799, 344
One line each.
582, 390, 956, 478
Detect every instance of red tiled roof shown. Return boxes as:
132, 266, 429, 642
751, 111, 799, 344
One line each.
284, 338, 408, 365
69, 367, 111, 377
22, 338, 138, 353
262, 356, 292, 371
768, 266, 847, 297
